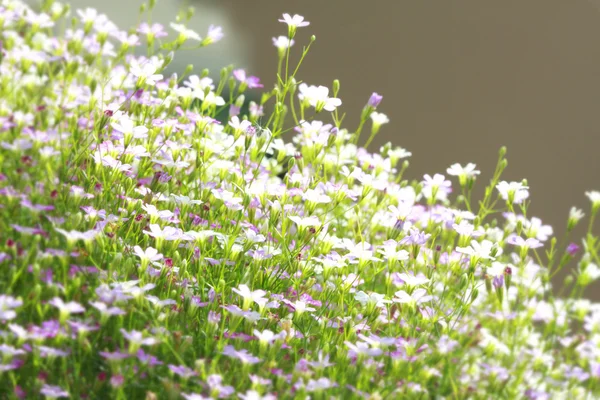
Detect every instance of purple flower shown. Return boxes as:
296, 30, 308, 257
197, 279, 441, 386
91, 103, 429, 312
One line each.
169, 364, 197, 379
567, 242, 580, 256
207, 374, 235, 398
137, 349, 163, 366
368, 92, 383, 108
233, 69, 263, 89
506, 234, 543, 249
222, 345, 261, 364
207, 25, 224, 43
525, 389, 550, 400
493, 275, 504, 289
32, 320, 63, 339
229, 104, 240, 117
40, 384, 69, 398
399, 229, 431, 246
208, 311, 221, 324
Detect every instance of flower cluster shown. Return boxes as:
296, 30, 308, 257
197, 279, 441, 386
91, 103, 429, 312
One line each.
1, 0, 600, 398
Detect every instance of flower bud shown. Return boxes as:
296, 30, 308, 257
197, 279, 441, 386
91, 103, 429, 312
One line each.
504, 266, 512, 289
368, 92, 383, 108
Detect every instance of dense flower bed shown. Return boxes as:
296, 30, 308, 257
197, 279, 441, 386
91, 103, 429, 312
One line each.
1, 1, 600, 398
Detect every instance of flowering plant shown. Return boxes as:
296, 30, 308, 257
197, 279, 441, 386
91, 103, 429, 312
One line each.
1, 1, 600, 398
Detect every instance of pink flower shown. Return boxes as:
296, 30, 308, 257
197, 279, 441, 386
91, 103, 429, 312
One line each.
233, 69, 263, 89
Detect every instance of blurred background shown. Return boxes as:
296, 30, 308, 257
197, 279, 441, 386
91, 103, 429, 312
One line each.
28, 0, 600, 295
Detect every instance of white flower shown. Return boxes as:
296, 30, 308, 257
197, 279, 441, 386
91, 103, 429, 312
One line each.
130, 59, 163, 86
229, 116, 252, 133
143, 224, 182, 241
289, 215, 321, 228
393, 288, 432, 305
344, 241, 381, 263
486, 262, 506, 278
0, 344, 26, 357
377, 240, 410, 262
388, 203, 412, 221
272, 36, 295, 50
507, 234, 543, 249
196, 90, 225, 107
170, 194, 203, 205
456, 240, 500, 261
76, 8, 100, 25
0, 296, 23, 321
111, 115, 148, 139
244, 229, 266, 244
586, 191, 600, 208
182, 394, 211, 400
238, 390, 276, 400
90, 302, 126, 318
569, 207, 585, 224
49, 297, 85, 316
145, 295, 176, 308
253, 329, 285, 345
387, 146, 412, 160
525, 217, 553, 242
446, 163, 480, 179
170, 23, 202, 41
212, 189, 243, 207
453, 220, 484, 238
496, 181, 529, 204
205, 25, 224, 44
184, 75, 215, 92
232, 285, 267, 309
395, 272, 430, 287
120, 329, 157, 347
298, 84, 342, 112
55, 228, 100, 243
278, 13, 310, 28
370, 112, 389, 126
141, 204, 173, 221
354, 291, 390, 308
303, 188, 331, 204
345, 341, 383, 357
580, 263, 600, 284
284, 299, 315, 315
133, 246, 163, 263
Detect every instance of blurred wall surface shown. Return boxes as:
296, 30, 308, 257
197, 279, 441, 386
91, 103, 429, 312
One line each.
38, 0, 600, 292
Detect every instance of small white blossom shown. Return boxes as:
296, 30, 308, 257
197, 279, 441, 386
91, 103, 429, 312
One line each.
278, 13, 310, 29
586, 191, 600, 208
354, 291, 390, 308
272, 36, 295, 50
298, 84, 342, 112
456, 240, 500, 261
129, 59, 163, 86
289, 215, 321, 228
446, 163, 480, 180
170, 23, 202, 41
370, 112, 389, 127
496, 181, 529, 204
